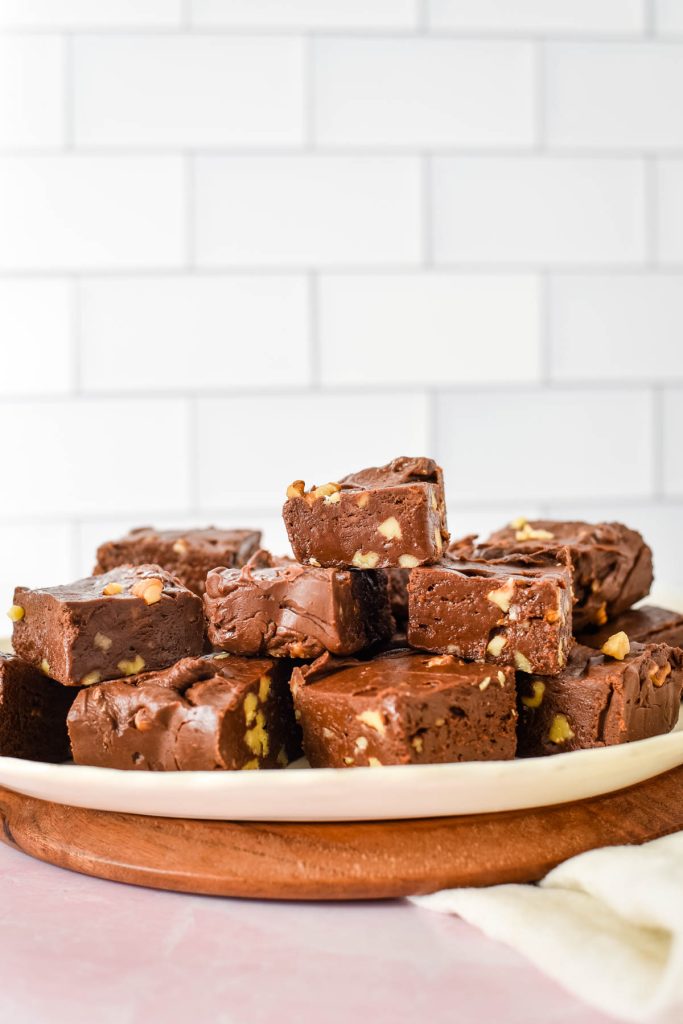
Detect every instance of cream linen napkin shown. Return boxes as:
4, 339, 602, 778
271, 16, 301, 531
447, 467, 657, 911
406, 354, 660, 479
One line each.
411, 831, 683, 1022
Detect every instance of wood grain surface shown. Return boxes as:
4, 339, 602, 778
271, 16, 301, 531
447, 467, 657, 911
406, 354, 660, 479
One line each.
0, 768, 681, 900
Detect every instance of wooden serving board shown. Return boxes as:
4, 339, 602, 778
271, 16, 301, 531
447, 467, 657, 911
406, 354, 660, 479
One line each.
0, 768, 681, 900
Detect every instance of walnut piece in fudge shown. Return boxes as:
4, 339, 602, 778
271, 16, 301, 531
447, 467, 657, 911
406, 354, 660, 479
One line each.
282, 456, 449, 569
11, 565, 204, 687
68, 654, 301, 771
470, 519, 653, 630
290, 651, 516, 767
516, 640, 683, 757
578, 605, 683, 651
407, 558, 573, 676
204, 560, 393, 659
94, 526, 261, 596
0, 653, 77, 762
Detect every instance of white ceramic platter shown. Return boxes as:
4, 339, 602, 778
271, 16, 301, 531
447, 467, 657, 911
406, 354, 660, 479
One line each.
0, 710, 680, 822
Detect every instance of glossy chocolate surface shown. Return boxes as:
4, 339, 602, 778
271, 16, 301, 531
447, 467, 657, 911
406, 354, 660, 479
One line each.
517, 641, 683, 757
408, 558, 573, 675
291, 651, 516, 767
68, 654, 301, 771
204, 560, 393, 659
95, 526, 261, 595
578, 605, 683, 651
12, 565, 204, 687
470, 519, 653, 630
283, 456, 449, 569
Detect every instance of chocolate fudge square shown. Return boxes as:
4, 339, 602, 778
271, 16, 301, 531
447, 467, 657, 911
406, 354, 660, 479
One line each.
95, 526, 261, 596
471, 519, 653, 630
290, 651, 517, 767
11, 565, 204, 687
68, 654, 301, 771
283, 456, 449, 570
204, 561, 393, 659
517, 640, 683, 757
0, 654, 77, 762
578, 605, 683, 651
408, 558, 573, 675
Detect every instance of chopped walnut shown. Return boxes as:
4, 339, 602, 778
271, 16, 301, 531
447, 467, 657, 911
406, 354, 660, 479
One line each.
487, 578, 516, 614
377, 516, 402, 541
398, 554, 419, 568
649, 663, 672, 688
131, 577, 163, 605
357, 709, 385, 734
286, 480, 305, 499
426, 655, 455, 668
352, 550, 380, 569
601, 631, 630, 661
513, 519, 554, 542
548, 713, 574, 744
514, 651, 533, 674
117, 654, 145, 676
521, 680, 545, 708
486, 634, 507, 658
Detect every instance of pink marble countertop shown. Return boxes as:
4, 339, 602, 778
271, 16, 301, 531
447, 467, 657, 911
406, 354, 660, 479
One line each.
0, 842, 624, 1024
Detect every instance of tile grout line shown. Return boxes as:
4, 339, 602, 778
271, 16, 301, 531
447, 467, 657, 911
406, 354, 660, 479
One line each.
651, 384, 665, 499
2, 495, 682, 530
538, 271, 552, 384
63, 32, 74, 149
427, 389, 438, 458
184, 153, 196, 271
69, 520, 82, 580
2, 27, 677, 41
69, 275, 82, 394
186, 396, 201, 517
0, 382, 675, 402
534, 39, 546, 151
421, 153, 433, 267
8, 263, 683, 281
308, 271, 321, 389
645, 155, 659, 266
303, 34, 315, 149
11, 143, 683, 159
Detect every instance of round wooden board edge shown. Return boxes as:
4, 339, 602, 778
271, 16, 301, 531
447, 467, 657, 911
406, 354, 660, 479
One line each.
0, 766, 681, 901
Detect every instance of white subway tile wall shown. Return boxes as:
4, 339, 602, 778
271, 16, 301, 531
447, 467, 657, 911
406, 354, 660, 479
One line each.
0, 0, 681, 612
194, 156, 422, 267
312, 39, 536, 147
432, 157, 646, 265
545, 43, 683, 149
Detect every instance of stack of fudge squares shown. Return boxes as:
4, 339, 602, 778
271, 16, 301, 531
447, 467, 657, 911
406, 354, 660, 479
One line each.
3, 456, 683, 772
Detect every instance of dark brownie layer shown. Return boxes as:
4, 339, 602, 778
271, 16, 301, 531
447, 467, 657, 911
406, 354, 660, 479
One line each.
0, 653, 77, 762
385, 567, 410, 626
